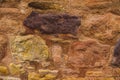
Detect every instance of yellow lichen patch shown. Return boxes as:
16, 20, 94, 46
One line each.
45, 74, 56, 80
38, 69, 58, 78
62, 77, 85, 80
103, 78, 115, 80
10, 35, 49, 62
39, 69, 58, 74
86, 70, 103, 77
0, 66, 8, 75
28, 72, 41, 80
9, 63, 22, 75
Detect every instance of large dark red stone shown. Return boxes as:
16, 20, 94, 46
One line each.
23, 11, 81, 35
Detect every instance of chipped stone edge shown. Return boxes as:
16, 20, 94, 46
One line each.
0, 76, 20, 80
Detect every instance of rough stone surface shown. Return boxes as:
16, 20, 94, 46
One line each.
28, 72, 57, 80
0, 0, 120, 80
0, 66, 8, 75
10, 35, 49, 62
28, 1, 62, 10
39, 69, 58, 76
20, 71, 28, 80
50, 44, 63, 66
111, 39, 120, 67
0, 76, 20, 80
24, 11, 81, 35
0, 34, 7, 61
0, 8, 21, 14
9, 63, 22, 75
84, 0, 116, 9
67, 39, 110, 68
62, 77, 85, 80
0, 0, 20, 8
86, 70, 103, 77
81, 13, 120, 45
28, 72, 40, 80
0, 17, 25, 35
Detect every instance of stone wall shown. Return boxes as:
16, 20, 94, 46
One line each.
0, 0, 120, 80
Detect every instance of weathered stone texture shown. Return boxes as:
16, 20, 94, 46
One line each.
0, 17, 25, 35
81, 13, 120, 45
28, 1, 62, 10
0, 34, 7, 61
10, 35, 49, 62
67, 39, 110, 68
0, 0, 120, 80
24, 11, 81, 35
0, 66, 8, 75
111, 39, 120, 67
50, 44, 63, 66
